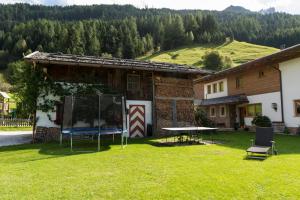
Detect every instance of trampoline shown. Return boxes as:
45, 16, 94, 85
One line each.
60, 93, 128, 151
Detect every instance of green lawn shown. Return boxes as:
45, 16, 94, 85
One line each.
0, 126, 32, 131
139, 40, 278, 67
0, 132, 300, 199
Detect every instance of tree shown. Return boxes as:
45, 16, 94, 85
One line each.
186, 31, 194, 44
8, 61, 45, 119
202, 51, 232, 71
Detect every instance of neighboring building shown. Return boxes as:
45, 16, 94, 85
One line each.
280, 56, 300, 133
194, 44, 300, 133
24, 52, 210, 140
0, 92, 10, 116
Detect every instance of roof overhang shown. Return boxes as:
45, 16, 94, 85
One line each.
195, 94, 249, 106
24, 51, 212, 75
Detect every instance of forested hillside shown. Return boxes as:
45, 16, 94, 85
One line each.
0, 3, 300, 70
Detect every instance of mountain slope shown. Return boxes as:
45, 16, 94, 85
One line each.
223, 5, 252, 13
139, 40, 278, 67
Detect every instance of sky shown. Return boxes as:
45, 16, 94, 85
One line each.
1, 0, 300, 14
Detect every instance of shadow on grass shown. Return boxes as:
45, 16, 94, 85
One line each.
1, 132, 300, 163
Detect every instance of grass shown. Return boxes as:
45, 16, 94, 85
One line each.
0, 131, 300, 199
139, 40, 278, 67
0, 126, 32, 131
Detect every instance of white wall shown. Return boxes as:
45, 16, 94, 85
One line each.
126, 100, 152, 135
204, 78, 228, 99
244, 92, 282, 126
280, 57, 300, 128
36, 94, 60, 128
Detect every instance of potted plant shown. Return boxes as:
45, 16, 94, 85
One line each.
251, 115, 273, 134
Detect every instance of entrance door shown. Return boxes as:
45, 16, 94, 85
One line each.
129, 105, 145, 138
239, 107, 246, 127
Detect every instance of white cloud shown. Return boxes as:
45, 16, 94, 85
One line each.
0, 0, 300, 14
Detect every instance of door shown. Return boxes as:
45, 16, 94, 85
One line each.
239, 107, 246, 127
129, 105, 146, 138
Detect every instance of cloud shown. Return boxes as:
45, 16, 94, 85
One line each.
0, 0, 299, 14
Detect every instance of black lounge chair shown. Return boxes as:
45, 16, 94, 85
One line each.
246, 127, 277, 159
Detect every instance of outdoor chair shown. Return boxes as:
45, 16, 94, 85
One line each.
246, 128, 277, 159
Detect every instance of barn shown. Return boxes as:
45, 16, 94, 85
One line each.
24, 52, 210, 140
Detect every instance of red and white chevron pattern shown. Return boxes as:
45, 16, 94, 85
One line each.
129, 105, 145, 138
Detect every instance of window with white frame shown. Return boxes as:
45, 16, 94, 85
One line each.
220, 105, 226, 117
219, 81, 224, 92
213, 83, 218, 93
210, 106, 216, 117
127, 74, 140, 91
207, 85, 212, 94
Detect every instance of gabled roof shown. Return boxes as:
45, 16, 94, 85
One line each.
195, 43, 300, 82
24, 51, 212, 75
0, 92, 10, 99
195, 94, 248, 106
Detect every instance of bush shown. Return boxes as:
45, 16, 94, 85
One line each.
284, 127, 290, 135
194, 107, 215, 127
251, 115, 272, 127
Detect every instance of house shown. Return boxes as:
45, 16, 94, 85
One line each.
0, 92, 10, 116
24, 51, 210, 140
194, 44, 300, 134
279, 47, 300, 133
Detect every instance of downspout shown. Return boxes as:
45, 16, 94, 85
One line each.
273, 66, 285, 123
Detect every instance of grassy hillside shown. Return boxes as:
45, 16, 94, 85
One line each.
139, 40, 279, 67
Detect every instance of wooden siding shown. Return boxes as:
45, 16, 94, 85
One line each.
227, 65, 280, 96
47, 65, 153, 101
194, 64, 280, 99
154, 73, 195, 134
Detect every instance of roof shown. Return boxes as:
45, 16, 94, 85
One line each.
195, 94, 249, 106
195, 43, 300, 82
24, 51, 211, 75
0, 92, 10, 99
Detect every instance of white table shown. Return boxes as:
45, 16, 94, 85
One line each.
162, 127, 218, 143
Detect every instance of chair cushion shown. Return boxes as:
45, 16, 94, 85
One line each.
247, 146, 270, 154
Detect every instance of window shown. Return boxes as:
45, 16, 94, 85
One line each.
294, 100, 300, 116
213, 83, 218, 93
220, 106, 226, 117
219, 81, 224, 92
210, 107, 216, 117
258, 71, 265, 78
246, 104, 262, 117
127, 74, 140, 91
236, 77, 242, 89
207, 85, 211, 94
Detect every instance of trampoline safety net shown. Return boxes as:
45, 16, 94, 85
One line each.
61, 94, 128, 151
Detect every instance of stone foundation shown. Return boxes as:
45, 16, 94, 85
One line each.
34, 126, 60, 142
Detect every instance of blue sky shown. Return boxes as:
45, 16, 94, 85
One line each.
1, 0, 300, 14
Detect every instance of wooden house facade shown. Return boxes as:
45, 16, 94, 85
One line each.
25, 52, 210, 140
194, 44, 300, 133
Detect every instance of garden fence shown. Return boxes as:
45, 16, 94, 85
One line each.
0, 118, 32, 127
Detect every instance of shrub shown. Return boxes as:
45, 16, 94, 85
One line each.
194, 107, 215, 127
251, 115, 272, 127
284, 127, 290, 135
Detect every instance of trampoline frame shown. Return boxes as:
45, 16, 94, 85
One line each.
60, 93, 128, 151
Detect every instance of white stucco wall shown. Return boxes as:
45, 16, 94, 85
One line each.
36, 94, 60, 128
280, 57, 300, 128
126, 100, 152, 135
244, 92, 282, 126
204, 78, 228, 99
